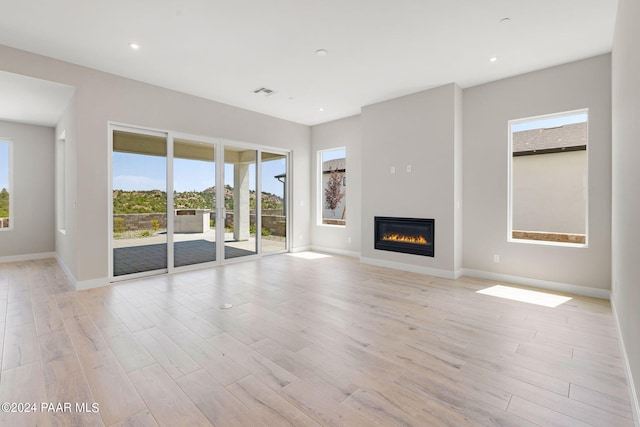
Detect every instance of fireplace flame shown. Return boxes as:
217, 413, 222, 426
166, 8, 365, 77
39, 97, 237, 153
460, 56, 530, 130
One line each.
382, 234, 428, 245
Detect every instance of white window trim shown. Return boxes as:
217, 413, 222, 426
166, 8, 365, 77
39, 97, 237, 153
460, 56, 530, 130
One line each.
507, 108, 589, 248
317, 147, 347, 227
0, 138, 13, 231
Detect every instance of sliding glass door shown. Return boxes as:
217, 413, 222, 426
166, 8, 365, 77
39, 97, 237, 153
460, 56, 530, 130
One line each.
261, 151, 288, 253
112, 129, 168, 277
173, 138, 217, 268
223, 146, 257, 259
111, 125, 289, 280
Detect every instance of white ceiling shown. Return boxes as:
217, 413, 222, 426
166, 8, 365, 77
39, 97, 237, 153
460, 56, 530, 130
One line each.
0, 71, 75, 127
0, 0, 618, 126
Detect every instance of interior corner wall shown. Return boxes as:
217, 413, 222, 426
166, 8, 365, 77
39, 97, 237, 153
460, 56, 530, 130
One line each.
0, 120, 55, 258
361, 83, 460, 275
462, 54, 612, 291
0, 44, 311, 286
611, 0, 640, 421
310, 115, 362, 256
55, 94, 77, 277
453, 84, 463, 272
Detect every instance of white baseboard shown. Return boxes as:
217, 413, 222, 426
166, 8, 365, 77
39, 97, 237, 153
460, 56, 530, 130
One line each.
360, 256, 460, 280
311, 246, 360, 258
611, 295, 640, 426
0, 252, 56, 263
75, 277, 109, 291
290, 246, 312, 253
55, 256, 108, 291
463, 268, 610, 300
55, 255, 75, 286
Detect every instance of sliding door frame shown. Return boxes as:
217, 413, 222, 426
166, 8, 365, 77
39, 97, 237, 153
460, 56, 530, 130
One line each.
108, 122, 291, 282
108, 123, 170, 282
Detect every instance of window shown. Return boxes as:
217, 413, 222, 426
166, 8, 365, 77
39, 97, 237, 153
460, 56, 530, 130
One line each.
0, 140, 11, 230
509, 110, 588, 245
319, 147, 346, 226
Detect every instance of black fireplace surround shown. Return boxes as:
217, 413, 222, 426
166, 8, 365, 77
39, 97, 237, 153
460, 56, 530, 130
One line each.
374, 216, 434, 257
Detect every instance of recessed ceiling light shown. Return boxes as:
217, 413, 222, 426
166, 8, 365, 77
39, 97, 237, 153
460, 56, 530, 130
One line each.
319, 107, 324, 112
489, 56, 498, 62
315, 49, 328, 56
128, 42, 140, 50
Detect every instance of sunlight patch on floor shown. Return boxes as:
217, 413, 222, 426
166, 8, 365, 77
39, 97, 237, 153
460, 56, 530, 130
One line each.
476, 285, 572, 308
286, 252, 332, 260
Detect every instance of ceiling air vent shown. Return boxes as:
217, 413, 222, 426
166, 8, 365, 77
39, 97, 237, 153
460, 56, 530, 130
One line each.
253, 87, 276, 97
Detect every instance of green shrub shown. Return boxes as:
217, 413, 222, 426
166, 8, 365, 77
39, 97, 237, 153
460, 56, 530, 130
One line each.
114, 217, 126, 233
249, 225, 272, 236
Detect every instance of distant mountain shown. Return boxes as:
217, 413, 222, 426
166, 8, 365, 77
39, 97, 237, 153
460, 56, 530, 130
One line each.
113, 188, 283, 214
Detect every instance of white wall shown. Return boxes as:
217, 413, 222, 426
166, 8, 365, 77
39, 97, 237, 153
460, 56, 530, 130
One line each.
512, 150, 587, 234
361, 83, 462, 277
611, 0, 640, 421
0, 120, 55, 258
311, 115, 361, 256
463, 54, 611, 291
0, 44, 310, 287
55, 95, 77, 275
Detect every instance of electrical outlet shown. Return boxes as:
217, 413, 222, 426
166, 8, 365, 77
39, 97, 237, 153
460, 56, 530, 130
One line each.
348, 237, 352, 244
406, 165, 412, 173
493, 254, 500, 263
390, 166, 396, 174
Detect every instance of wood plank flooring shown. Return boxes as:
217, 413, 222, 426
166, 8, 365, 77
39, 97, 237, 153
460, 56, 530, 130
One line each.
0, 254, 634, 426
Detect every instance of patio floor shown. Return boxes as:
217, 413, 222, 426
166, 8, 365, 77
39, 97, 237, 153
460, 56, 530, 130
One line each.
114, 240, 256, 276
113, 231, 285, 276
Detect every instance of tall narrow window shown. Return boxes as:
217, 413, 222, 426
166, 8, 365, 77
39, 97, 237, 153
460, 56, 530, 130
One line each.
509, 110, 588, 245
319, 147, 346, 226
0, 140, 11, 230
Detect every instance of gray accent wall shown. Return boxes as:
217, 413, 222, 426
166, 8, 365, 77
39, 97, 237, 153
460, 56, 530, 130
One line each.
463, 54, 611, 290
0, 120, 55, 257
612, 0, 640, 421
360, 83, 463, 275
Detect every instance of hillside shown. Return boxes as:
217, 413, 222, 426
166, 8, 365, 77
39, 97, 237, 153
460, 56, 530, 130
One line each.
0, 188, 8, 217
113, 187, 283, 214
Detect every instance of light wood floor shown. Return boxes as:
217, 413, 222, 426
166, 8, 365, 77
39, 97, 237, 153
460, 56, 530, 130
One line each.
0, 254, 634, 426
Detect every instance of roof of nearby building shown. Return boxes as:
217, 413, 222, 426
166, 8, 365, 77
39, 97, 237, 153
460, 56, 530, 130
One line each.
322, 158, 346, 173
513, 122, 587, 153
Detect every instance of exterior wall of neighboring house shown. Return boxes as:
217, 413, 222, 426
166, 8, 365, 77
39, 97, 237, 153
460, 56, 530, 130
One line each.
512, 150, 587, 234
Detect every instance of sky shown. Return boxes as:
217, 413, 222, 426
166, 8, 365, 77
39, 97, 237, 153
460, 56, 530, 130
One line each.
0, 141, 9, 191
321, 147, 346, 162
511, 112, 587, 132
113, 152, 287, 196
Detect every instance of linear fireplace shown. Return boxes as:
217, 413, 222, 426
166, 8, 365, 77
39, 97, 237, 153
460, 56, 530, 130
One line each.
374, 216, 434, 257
